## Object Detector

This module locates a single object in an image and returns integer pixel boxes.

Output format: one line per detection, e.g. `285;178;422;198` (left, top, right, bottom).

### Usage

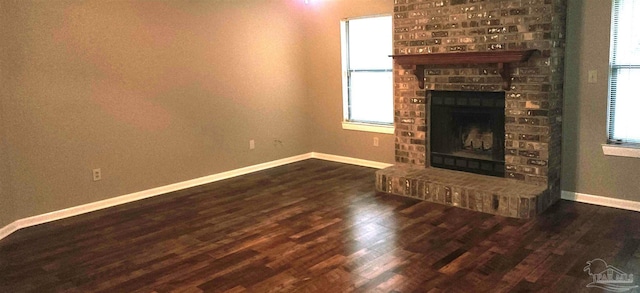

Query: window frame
603;0;640;158
340;14;394;134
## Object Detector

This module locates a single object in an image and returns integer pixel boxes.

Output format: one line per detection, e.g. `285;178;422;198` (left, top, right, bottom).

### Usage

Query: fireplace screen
430;91;505;177
460;119;493;158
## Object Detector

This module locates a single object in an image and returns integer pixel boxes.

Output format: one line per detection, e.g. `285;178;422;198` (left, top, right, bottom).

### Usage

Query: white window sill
602;144;640;158
341;121;394;134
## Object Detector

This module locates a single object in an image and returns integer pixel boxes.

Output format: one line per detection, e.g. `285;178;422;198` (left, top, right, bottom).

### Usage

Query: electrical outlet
249;139;255;150
92;168;102;181
373;137;379;147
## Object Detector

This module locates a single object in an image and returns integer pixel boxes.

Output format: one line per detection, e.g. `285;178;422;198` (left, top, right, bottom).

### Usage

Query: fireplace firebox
430;91;505;177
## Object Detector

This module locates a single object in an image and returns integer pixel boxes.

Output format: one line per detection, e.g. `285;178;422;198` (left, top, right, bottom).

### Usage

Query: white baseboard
0;222;20;242
561;191;640;212
0;152;392;241
0;153;312;241
5;155;637;242
310;152;393;169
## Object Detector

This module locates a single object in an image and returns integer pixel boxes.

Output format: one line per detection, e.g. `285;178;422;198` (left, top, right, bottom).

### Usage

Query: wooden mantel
391;49;538;90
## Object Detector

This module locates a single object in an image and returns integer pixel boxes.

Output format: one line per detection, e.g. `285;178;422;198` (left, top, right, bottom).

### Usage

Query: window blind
609;0;640;144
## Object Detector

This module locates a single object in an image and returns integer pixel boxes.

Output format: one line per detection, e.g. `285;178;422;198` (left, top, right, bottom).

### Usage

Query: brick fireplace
375;0;566;218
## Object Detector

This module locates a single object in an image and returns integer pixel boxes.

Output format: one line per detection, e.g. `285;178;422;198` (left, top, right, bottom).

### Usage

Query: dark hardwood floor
1;159;640;292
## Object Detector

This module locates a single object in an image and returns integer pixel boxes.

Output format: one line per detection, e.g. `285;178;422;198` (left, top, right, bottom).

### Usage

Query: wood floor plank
2;159;640;292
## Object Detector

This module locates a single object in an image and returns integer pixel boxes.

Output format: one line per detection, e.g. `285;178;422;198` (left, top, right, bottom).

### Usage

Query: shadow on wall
561;0;583;191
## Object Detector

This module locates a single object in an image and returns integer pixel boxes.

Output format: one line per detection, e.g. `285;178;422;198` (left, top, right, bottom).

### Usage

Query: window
341;15;393;132
608;0;640;145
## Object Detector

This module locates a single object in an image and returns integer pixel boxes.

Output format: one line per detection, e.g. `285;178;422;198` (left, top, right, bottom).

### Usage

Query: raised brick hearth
375;0;566;218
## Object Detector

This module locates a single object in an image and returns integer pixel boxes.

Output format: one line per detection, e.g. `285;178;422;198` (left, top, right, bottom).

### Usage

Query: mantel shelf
391;49;538;90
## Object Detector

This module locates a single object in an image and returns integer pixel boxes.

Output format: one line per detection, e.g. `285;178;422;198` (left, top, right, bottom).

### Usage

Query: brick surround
375;0;566;218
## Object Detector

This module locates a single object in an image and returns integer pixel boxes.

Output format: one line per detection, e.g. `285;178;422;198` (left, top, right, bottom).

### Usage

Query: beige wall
1;3;14;227
0;97;12;227
304;0;395;164
1;0;310;225
0;155;10;228
562;0;640;200
0;102;11;226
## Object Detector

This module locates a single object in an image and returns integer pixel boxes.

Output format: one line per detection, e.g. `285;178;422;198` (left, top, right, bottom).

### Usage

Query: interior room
2;0;640;291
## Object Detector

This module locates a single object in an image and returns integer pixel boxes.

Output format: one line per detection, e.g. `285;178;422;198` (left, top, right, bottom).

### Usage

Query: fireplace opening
430;91;505;177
